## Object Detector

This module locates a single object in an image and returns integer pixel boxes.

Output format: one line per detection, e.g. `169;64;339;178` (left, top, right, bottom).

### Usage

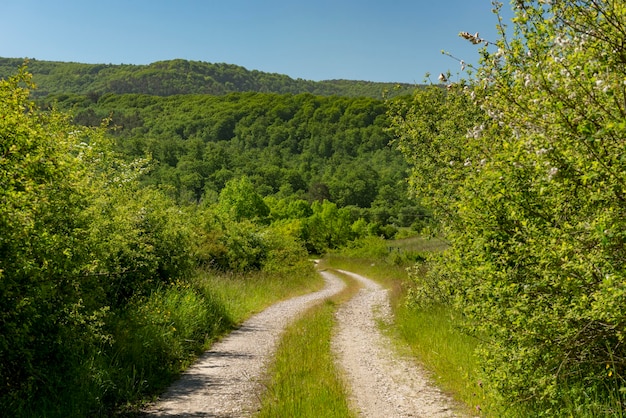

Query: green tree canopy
218;176;270;222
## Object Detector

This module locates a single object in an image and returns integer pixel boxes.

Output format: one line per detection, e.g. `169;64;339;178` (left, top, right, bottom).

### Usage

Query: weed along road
146;270;344;416
147;268;460;417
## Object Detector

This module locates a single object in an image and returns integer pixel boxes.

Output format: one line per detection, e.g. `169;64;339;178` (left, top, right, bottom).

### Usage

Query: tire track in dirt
332;269;460;417
146;270;344;417
147;267;463;417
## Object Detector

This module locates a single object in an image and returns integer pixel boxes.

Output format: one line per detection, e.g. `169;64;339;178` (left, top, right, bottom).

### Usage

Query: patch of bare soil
332;269;462;417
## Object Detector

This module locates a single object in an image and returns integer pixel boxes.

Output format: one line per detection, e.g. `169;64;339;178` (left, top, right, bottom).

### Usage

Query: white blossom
554;36;569;47
467;124;485;139
524;74;533;87
547;166;558;180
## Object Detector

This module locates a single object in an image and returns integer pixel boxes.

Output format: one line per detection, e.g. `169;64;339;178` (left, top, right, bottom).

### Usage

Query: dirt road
333;269;458;417
147;268;461;417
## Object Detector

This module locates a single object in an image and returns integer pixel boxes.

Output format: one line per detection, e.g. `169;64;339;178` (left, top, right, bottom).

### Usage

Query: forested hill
0;57;416;98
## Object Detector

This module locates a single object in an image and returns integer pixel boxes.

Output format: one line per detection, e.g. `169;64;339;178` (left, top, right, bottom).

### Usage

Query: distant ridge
0;57;417;98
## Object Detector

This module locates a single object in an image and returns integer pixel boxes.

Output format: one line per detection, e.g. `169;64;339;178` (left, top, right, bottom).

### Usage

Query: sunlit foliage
391;1;626;414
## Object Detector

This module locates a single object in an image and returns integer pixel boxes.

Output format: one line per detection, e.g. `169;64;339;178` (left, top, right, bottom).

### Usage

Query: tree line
0;57;416;98
42;90;427;237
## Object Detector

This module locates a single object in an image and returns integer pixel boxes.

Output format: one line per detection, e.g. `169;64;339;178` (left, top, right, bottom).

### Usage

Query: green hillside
41;91;424;240
0;66;422;416
0;57;416;98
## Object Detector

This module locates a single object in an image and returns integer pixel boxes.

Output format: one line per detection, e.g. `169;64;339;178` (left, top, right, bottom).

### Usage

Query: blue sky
1;1;513;84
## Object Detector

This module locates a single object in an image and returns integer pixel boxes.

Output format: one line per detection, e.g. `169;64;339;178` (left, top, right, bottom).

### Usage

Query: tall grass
392;303;491;415
106;281;234;410
257;270;359;418
198;262;324;324
13;262;322;417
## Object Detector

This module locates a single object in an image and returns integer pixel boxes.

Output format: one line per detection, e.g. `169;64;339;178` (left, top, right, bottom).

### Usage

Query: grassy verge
256;269;359;418
195;262;325;324
392;303;489;415
18;261;323;418
323;236;492;416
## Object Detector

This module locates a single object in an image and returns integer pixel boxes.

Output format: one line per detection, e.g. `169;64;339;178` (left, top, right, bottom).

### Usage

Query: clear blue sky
1;0;513;84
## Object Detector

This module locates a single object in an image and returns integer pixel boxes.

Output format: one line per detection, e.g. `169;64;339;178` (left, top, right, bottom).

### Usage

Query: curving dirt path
146;270;345;417
146;267;461;417
332;269;460;417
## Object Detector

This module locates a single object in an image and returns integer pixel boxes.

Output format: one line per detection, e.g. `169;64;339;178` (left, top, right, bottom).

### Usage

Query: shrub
0;68;104;411
0;68;198;414
390;2;626;412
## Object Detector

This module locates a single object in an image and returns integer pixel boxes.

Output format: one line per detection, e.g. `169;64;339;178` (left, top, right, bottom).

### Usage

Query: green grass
256;269;359;418
322;250;488;416
12;262;324;418
196;262;324;324
390;234;450;252
392;303;490;415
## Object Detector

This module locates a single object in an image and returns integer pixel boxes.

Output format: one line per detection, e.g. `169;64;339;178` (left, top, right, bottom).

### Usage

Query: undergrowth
10;262;321;417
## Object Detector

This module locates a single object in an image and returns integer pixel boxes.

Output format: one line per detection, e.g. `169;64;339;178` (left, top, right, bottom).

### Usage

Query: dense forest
0;57;416;98
40;91;422;237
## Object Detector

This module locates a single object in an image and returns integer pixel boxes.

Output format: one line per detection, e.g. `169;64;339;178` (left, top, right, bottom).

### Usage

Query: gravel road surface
332;269;460;417
147;267;462;417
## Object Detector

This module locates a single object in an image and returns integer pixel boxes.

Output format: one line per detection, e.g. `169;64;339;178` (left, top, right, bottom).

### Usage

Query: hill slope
0;57;417;98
